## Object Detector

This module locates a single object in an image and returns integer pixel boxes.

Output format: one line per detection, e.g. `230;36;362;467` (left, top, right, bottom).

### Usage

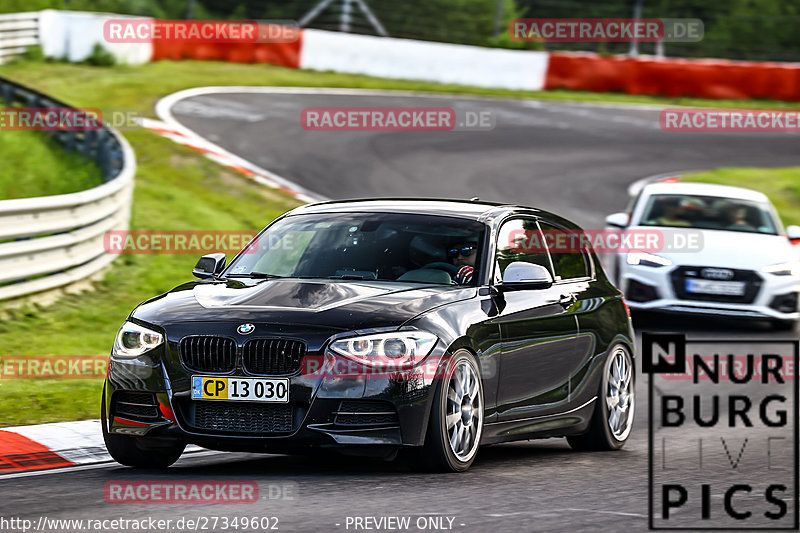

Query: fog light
626;280;660;303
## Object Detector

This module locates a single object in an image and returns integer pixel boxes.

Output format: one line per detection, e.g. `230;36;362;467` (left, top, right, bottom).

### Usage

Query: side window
494;218;553;283
538;221;590;280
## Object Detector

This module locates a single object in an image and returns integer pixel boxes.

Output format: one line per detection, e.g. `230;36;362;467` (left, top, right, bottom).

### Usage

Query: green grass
684;168;800;227
0;59;798;426
0;129;104;199
0;380;102;428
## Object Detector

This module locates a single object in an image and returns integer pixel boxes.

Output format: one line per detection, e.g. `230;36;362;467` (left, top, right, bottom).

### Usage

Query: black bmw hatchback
103;199;635;472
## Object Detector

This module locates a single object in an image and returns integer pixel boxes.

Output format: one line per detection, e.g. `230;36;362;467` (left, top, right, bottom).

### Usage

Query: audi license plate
192;376;289;403
685;279;746;296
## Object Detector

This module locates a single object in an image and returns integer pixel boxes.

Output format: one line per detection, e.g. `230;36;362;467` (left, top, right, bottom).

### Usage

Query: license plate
192;376;289;403
685;279;746;296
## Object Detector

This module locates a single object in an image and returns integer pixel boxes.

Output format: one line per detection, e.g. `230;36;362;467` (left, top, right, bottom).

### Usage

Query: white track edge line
154;89;327;203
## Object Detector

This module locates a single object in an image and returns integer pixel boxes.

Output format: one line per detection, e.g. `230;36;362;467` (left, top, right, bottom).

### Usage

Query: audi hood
639;228;800;269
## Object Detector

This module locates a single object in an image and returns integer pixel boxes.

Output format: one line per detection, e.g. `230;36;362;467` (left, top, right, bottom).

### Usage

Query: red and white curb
141;115;322;205
0;420;108;472
0;420;208;474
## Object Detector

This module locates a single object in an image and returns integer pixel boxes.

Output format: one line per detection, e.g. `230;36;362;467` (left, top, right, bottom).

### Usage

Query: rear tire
419;350;484;472
568;345;634;451
102;385;185;468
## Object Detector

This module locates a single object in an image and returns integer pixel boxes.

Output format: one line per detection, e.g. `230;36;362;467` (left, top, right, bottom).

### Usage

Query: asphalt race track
4;91;800;532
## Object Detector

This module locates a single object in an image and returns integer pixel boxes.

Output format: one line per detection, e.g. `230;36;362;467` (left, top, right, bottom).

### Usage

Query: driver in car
448;242;477;284
724;204;757;232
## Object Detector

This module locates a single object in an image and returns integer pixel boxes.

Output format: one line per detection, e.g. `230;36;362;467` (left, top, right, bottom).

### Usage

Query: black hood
131;278;476;331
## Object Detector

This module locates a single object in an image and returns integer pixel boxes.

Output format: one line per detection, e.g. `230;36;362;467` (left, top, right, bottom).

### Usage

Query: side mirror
499;262;553;291
605;212;629;228
786;225;800;245
193;253;226;279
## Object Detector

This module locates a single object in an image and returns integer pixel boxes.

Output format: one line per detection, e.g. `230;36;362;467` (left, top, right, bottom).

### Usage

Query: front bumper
104;351;438;453
620;263;800;321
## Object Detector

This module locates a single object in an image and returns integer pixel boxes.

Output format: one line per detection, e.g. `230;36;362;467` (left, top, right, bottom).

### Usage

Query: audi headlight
329;331;438;368
627;252;673;267
762;262;800;277
113;321;164;358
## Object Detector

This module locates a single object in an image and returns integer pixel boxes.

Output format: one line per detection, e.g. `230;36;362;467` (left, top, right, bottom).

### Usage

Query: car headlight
762;262;800;277
113;321;164;358
329;331;438;368
627;252;673;267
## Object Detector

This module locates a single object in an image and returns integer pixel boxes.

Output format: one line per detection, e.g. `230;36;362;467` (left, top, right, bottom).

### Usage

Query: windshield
224;212;486;285
639;194;778;235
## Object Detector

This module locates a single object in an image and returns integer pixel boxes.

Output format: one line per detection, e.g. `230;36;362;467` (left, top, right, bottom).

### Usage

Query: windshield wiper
226;272;283;279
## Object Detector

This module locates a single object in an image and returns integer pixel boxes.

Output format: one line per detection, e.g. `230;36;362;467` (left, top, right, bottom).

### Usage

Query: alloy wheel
605;347;635;441
445;359;483;461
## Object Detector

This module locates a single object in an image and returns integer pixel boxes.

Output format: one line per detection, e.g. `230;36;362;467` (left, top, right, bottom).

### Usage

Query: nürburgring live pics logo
644;333;799;530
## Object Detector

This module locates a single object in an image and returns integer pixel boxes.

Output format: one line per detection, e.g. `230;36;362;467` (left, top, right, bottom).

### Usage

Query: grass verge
0;129;104;199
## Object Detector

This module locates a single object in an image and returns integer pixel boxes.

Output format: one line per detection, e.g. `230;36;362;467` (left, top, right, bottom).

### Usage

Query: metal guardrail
0;76;135;301
0;11;38;64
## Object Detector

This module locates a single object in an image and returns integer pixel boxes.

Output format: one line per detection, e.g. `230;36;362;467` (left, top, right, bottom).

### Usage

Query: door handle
559;294;576;308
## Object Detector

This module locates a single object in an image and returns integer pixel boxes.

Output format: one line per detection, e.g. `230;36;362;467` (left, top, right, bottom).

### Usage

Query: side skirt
479;396;597;444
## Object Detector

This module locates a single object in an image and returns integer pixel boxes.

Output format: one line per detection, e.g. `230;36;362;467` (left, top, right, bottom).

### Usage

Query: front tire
420;350;484;472
568;345;634;451
102;385;185;468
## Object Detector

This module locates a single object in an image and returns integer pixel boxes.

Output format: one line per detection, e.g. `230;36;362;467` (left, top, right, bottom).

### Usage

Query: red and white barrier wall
35;10;800;100
545;52;800;102
299;30;550;90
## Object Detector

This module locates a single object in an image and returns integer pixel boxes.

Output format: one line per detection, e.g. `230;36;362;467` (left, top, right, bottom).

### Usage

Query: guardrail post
1;82;12;106
99;138;114;179
26;91;38;109
77;128;94;156
63;129;76;150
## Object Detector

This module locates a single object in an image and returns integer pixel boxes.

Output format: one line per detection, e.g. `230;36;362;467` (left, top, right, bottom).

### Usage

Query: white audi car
604;182;800;329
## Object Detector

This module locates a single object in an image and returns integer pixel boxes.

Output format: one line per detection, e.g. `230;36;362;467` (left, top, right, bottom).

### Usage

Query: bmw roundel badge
237;323;255;335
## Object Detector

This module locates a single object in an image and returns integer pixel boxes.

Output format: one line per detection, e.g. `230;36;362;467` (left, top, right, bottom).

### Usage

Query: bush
23;44;45;62
85;43;116;67
487;31;545;51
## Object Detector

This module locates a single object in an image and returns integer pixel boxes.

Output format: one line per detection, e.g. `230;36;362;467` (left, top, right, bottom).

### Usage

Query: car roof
288;198;544;222
641;181;769;202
